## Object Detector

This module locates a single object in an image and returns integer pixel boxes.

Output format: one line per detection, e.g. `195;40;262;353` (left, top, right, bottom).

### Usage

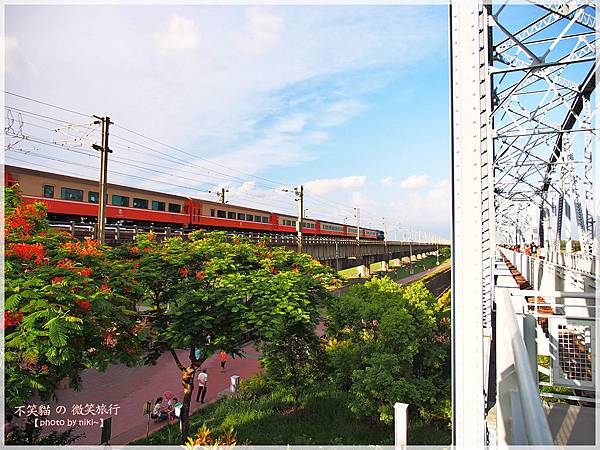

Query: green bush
326;278;451;428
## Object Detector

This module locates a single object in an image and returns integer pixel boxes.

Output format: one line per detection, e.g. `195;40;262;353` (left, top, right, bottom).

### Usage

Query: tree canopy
325;277;451;426
4;187;147;410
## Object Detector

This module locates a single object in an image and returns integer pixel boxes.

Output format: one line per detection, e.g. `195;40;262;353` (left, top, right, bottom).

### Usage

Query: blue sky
4;4;450;238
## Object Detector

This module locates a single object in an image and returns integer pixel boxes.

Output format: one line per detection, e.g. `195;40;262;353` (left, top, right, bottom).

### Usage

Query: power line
113;123;288;188
4;91;91;118
4;96;385;227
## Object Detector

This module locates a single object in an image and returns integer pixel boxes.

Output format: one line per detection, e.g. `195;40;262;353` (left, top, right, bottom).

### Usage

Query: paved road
395;260;451;286
32;345;262;445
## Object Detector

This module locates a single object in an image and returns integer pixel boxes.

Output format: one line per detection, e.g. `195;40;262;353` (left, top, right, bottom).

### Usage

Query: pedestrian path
39;344;262;445
395;260;451;286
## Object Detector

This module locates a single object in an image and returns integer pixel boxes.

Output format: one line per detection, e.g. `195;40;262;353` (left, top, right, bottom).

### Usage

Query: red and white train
5;165;384;240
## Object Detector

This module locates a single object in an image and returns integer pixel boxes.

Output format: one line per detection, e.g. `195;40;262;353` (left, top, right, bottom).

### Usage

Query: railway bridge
51;221;445;274
451;0;597;447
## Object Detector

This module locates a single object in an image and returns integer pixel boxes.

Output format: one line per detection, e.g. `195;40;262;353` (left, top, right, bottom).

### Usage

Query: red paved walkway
34;344;262;445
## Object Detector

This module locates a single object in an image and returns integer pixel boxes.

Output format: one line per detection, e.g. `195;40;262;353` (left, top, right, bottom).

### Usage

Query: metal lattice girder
450;1;493;446
489;0;597;254
451;0;597;446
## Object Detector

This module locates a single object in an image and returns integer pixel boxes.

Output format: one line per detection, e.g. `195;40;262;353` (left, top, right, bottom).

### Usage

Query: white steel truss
451;0;597;446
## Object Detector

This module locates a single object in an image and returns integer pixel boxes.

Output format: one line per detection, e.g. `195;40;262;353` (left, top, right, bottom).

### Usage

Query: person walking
219;351;227;372
195;368;208;403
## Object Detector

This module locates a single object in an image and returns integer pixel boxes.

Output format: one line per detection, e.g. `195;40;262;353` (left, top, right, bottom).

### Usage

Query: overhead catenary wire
4;95;386;229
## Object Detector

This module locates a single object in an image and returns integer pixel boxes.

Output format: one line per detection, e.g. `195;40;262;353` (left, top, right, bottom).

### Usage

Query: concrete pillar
358;265;370;278
394;403;409;448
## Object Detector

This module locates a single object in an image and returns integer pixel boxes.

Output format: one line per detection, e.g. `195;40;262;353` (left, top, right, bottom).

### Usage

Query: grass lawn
130;383;450;446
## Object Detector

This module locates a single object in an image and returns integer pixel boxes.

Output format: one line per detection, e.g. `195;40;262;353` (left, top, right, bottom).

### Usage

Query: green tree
131;231;336;441
325;277;450;427
4;188;147;410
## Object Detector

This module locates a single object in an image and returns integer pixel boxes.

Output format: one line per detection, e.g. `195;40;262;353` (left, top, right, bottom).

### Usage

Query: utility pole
295;185;304;253
92;116;112;245
383;217;389;272
408;226;414;274
218;188;229;204
355;207;361;242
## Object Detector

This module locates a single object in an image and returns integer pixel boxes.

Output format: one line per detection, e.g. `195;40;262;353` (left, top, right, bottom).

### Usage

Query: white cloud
305;175;366;195
316;99;365;127
272;114;307;133
380;177;393;186
156;15;199;55
399;174;429;190
307;131;329;143
3;35;37;76
239;8;284;55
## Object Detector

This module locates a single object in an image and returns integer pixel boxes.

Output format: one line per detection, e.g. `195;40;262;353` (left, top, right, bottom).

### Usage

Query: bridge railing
495;287;554;445
544;251;596;276
48;221;442;247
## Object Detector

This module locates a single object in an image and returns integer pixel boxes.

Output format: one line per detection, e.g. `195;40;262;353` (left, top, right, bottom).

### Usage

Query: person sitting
150;397;168;422
167;397;181;422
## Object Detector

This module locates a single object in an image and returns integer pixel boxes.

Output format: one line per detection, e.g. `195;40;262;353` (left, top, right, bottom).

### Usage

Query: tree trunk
179;366;195;442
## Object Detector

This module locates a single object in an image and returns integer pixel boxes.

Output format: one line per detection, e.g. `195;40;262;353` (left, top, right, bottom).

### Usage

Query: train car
4;165;383;239
187;198;275;233
5;165;189;227
318;221;346;238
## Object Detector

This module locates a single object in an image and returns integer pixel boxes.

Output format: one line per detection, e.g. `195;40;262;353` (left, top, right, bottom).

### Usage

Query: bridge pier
357;265;370;278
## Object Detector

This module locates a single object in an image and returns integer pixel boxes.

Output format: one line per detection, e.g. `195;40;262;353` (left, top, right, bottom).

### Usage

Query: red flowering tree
3;187;148;410
127;230;338;441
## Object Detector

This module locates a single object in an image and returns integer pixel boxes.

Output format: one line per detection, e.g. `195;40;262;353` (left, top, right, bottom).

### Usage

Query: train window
237;213;245;220
262;216;269;223
152;201;165;211
168;203;181;213
43;185;54;198
88;191;99;203
217;210;226;218
133;198;148;209
254;216;262;223
246;214;253;221
61;187;83;201
210;209;215;217
112;195;129;207
228;211;236;219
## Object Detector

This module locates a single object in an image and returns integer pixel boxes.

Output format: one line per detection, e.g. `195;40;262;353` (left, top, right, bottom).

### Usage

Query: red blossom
4;310;23;329
100;283;111;293
7;242;45;264
60;240;103;257
195;271;205;280
133;263;139;269
179;267;190;277
75;300;91;311
78;268;93;277
51;277;64;284
40;365;49;372
131;246;140;254
56;259;75;269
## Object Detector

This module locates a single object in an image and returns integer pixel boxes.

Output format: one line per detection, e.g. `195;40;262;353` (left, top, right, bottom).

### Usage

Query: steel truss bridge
451;0;597;446
51;221;445;273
